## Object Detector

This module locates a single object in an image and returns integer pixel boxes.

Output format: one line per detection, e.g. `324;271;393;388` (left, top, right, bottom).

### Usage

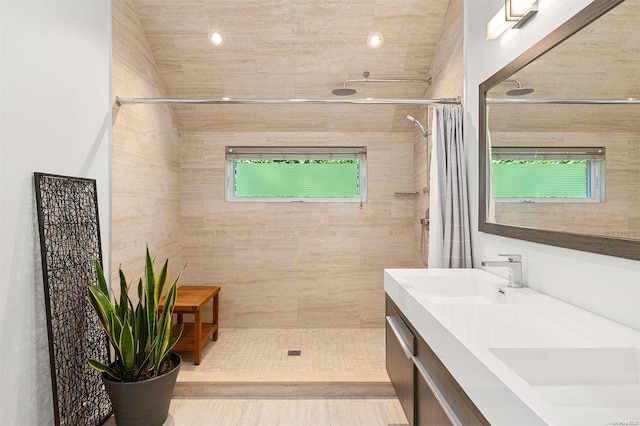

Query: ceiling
130;0;451;133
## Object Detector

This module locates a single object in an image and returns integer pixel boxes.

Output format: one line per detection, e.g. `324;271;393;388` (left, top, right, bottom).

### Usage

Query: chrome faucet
481;254;523;288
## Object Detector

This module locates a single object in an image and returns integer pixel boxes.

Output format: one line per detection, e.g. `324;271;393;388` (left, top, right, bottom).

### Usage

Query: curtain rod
486;98;639;105
115;96;461;106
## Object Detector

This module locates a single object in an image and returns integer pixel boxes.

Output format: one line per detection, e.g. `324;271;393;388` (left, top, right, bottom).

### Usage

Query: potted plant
87;247;183;426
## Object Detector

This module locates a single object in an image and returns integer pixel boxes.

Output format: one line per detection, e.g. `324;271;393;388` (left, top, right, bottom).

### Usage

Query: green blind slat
492;161;588;198
235;161;360;198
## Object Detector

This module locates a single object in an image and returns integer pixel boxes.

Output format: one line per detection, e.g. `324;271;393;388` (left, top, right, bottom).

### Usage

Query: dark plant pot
102;353;181;426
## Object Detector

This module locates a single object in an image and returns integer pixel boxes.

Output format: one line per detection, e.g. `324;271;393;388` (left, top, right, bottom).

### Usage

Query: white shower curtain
486;122;496;223
427;105;472;268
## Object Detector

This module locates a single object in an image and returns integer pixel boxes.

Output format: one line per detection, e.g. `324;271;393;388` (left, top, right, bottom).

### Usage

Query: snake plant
87;247;183;382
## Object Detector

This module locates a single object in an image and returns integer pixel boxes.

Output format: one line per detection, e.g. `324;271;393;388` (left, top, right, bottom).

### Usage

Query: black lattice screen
34;173;112;426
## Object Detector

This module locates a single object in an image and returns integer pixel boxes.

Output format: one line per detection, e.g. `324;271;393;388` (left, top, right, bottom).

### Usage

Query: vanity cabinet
386;296;490;426
385;298;416;425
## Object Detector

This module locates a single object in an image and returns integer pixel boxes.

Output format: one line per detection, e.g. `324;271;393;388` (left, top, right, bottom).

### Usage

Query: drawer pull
413;356;463;426
385;315;414;359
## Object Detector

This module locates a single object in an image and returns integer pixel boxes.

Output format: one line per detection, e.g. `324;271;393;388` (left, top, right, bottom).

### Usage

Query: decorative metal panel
34;173;111;426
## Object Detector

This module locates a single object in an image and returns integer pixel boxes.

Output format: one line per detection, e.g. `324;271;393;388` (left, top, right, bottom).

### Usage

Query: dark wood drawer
386;295;490;426
386;298;416;425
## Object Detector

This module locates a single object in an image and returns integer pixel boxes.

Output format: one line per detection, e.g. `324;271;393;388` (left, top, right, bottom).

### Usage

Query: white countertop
384;268;640;426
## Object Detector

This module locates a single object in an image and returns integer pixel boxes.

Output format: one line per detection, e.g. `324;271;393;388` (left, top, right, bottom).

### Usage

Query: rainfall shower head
331;71;432;97
332;86;358;96
404;114;427;137
505;79;534;96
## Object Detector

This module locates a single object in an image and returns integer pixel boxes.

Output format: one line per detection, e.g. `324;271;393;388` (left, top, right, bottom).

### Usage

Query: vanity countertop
384;268;640;426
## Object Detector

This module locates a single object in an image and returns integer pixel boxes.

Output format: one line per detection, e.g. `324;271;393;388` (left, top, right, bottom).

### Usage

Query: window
490;147;605;202
225;146;367;202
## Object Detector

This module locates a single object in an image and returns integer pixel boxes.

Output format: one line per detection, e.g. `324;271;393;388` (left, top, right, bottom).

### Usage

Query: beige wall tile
180;131;414;328
112;0;182;282
112;0;465;327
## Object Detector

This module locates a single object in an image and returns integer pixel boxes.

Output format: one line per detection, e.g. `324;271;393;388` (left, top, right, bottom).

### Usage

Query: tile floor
104;328;410;425
179;328;386;373
158;397;408;425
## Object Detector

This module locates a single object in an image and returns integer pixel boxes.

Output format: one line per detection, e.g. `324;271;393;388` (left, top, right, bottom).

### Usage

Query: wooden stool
159;285;220;365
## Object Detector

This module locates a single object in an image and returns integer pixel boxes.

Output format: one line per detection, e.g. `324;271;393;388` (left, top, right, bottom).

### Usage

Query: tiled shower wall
112;0;416;327
179;132;416;328
111;0;182;280
111;0;464;328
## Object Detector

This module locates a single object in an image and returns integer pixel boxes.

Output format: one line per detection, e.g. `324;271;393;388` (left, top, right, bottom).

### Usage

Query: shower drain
287;350;301;356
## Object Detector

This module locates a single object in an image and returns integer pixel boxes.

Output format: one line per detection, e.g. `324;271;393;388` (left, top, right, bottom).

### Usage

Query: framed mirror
479;0;640;261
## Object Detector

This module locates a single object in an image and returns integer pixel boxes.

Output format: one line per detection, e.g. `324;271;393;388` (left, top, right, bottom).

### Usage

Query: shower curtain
427;105;472;268
486;116;496;223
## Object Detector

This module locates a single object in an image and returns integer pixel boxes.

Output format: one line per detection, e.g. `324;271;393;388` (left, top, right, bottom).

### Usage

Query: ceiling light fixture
367;32;384;49
209;30;224;46
486;0;538;40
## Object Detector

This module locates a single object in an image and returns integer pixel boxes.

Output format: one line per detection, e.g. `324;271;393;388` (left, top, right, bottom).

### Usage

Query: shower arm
338;76;433;90
503;79;523;87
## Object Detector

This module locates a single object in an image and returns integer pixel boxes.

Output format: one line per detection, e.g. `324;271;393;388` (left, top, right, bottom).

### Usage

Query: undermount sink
399;271;508;304
490;347;640;425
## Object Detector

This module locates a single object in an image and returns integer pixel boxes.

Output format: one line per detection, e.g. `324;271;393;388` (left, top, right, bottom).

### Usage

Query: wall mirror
479;0;640;261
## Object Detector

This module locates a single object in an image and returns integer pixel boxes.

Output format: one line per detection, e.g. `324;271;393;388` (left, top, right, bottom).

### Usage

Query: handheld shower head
404;114;427;137
505;79;534;96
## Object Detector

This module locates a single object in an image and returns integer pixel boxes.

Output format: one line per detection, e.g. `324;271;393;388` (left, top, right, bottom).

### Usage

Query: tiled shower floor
104;328;408;425
178;328;387;373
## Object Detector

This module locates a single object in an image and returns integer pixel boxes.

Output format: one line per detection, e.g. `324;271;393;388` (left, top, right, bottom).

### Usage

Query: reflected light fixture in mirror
506;0;539;24
487;0;538;40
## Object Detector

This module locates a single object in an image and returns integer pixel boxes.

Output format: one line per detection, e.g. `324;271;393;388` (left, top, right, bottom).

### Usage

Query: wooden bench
159;285;220;365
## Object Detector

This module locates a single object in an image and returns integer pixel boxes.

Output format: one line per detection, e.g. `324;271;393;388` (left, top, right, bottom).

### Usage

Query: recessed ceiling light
209;30;224;46
367;32;383;49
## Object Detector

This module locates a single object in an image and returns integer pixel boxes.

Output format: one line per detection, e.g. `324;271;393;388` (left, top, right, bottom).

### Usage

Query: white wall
464;0;640;330
0;1;111;424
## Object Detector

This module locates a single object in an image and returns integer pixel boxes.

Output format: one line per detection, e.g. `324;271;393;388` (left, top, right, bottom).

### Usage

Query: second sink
489;346;640;425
